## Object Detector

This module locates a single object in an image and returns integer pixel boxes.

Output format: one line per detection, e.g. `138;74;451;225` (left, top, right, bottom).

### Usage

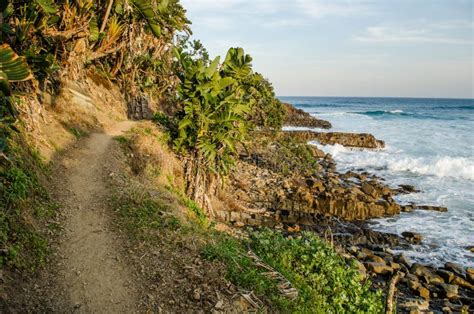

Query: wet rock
402;231;423;244
416;205;448;212
411;264;444;284
452;275;474;290
444;262;464;277
396;253;413;268
398;184;419;193
364;262;393;275
401;205;414;212
437;283;458;299
466;268;474;284
436;269;455;283
465;245;474;253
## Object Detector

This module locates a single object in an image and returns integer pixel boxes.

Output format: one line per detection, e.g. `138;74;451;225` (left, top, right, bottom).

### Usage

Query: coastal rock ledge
282;130;385;149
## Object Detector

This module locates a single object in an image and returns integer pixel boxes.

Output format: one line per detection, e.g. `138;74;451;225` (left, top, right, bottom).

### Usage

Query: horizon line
277;95;474;100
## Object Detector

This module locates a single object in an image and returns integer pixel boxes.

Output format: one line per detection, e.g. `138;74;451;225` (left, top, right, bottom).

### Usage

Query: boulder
436;269;455;283
396;253;413;268
466;268;474;284
452;275;474;290
361;182;377;197
398;184;419;193
402;231;423;244
353;260;367;280
364;262;393;275
366;253;386;264
437;283;458;299
444;262;464;277
411;264;444;284
412;283;430;300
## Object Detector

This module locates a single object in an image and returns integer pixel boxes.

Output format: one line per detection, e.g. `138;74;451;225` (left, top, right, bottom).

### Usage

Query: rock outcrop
282;130;385;149
283;103;332;129
219;134;399;222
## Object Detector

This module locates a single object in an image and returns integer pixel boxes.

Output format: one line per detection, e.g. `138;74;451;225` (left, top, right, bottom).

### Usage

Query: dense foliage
0;43;32;156
204;229;384;313
171;46;285;213
174;47;253;174
251;230;384;313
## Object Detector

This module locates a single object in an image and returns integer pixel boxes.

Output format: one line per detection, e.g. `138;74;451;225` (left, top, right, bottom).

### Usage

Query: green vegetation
202;236;281;301
204;229;384;313
171;46;286;212
0;138;57;270
0;43;33;154
113;188;181;240
1;1;384;312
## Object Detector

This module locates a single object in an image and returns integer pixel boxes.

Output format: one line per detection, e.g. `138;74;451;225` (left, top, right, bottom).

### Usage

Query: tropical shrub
250;230;384;313
173;47;252;213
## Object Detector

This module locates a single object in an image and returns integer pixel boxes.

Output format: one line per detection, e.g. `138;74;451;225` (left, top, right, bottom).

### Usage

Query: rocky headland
283;103;332;129
216;104;473;313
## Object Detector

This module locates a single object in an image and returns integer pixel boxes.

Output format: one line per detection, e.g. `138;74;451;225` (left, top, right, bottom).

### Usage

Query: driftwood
247;250;298;300
385;271;404;314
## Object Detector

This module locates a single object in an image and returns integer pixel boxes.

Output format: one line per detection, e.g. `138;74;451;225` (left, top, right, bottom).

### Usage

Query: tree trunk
185;152;218;217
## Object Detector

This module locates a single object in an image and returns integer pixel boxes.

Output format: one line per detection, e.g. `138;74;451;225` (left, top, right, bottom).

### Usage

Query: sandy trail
53;121;138;313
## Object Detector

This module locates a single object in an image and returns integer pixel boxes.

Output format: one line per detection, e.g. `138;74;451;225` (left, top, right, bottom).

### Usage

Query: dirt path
52;121;138;313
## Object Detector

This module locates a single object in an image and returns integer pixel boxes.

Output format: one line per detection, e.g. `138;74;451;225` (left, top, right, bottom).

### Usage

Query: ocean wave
387;156;474;181
317;144;474;181
354;110;411;117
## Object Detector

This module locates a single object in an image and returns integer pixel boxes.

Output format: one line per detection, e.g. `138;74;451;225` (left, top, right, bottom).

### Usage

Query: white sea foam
281;97;474;267
317;144;474;181
387;156;474;181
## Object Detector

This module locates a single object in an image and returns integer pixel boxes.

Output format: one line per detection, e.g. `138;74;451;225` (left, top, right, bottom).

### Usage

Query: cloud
263;18;307;28
296;0;373;18
354;22;473;45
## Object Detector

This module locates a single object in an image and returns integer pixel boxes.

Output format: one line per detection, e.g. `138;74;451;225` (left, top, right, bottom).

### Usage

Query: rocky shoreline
217;104;473;312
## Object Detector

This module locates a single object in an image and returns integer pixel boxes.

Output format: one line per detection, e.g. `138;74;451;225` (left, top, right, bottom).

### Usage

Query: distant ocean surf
280;96;474;268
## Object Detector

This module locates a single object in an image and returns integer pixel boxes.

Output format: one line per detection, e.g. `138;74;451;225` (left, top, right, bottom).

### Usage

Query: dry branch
385;271;404;314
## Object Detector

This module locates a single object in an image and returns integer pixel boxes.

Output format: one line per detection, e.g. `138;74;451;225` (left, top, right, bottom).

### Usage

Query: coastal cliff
0;1;471;312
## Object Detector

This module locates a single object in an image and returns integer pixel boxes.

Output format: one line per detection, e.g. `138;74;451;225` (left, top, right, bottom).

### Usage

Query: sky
180;0;474;98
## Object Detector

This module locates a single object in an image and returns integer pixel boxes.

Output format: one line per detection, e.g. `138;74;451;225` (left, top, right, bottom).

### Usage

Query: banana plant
175;47;254;179
131;0;163;37
0;43;33;154
222;47;253;81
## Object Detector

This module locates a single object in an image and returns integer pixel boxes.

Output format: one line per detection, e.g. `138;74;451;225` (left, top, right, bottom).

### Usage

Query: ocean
280;96;474;268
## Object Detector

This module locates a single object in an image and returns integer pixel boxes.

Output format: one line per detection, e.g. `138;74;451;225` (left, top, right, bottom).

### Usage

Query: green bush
250;230;384;313
203;229;384;313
